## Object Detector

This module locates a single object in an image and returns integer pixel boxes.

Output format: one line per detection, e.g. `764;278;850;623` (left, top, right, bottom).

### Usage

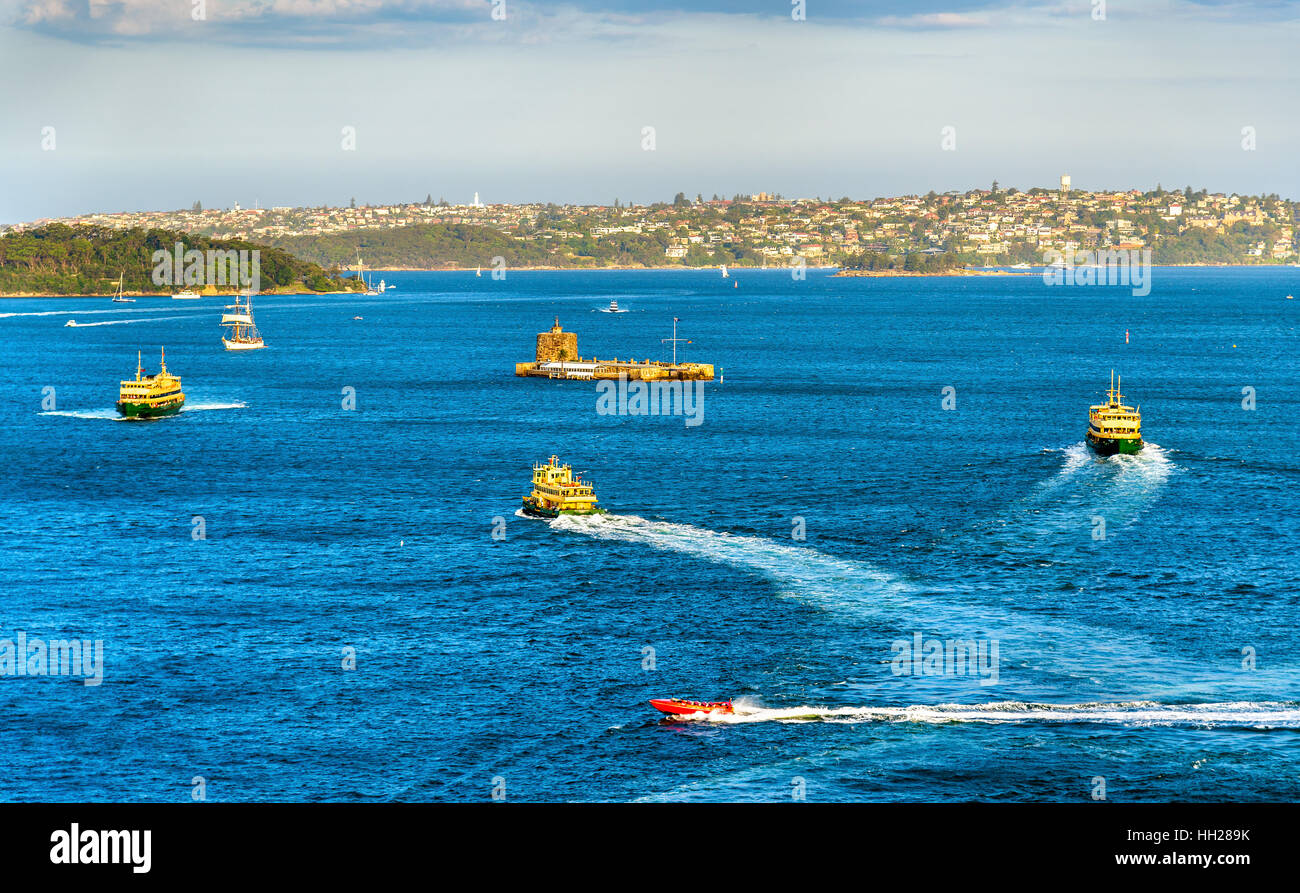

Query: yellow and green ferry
1086;371;1142;456
117;348;185;419
522;455;603;518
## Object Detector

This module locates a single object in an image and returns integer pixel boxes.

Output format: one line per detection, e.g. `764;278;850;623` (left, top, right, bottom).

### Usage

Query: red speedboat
649;698;734;717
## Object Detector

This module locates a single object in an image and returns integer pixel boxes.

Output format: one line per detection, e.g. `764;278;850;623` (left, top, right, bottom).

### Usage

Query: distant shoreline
833;268;1023;278
357;262;1298;274
0;288;361;299
3;262;1294;296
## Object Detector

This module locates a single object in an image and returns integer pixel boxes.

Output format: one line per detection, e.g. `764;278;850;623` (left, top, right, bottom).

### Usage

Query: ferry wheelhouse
522;455;602;518
1086;371;1143;455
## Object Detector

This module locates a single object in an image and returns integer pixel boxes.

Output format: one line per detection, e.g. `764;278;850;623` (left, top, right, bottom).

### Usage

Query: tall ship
1086;371;1143;455
116;348;185;419
522;456;603;518
221;292;266;350
355;258;385;296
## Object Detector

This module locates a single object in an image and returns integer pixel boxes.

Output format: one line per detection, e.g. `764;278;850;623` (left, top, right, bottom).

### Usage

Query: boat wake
677;698;1300;729
61;315;204;327
40;401;245;420
39;409;123;421
181;402;246;412
974;441;1174;551
546;511;1300;691
548;513;1152;678
550;512;910;612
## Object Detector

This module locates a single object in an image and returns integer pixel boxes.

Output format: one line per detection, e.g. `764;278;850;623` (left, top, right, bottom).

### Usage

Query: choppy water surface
1;268;1297;802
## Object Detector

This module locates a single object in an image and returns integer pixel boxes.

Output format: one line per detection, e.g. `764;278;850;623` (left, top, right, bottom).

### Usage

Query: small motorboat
650;698;734;717
352;315;364;321
64;320;78;327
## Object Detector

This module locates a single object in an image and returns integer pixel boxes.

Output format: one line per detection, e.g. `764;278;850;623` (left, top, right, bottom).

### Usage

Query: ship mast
137;350;142;381
661;317;688;365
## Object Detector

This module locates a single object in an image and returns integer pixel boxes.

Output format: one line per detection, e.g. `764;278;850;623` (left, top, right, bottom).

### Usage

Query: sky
1;0;1297;221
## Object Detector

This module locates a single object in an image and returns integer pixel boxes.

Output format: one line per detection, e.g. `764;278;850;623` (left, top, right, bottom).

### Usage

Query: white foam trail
549;514;1093;654
0;310;80;318
40;401;245;420
39;409;122;421
0;307;188;319
545;512;1291;689
1029;442;1091;499
63;315;204;327
977;442;1174;549
673;699;1300;729
181;402;246;412
551;512;908;612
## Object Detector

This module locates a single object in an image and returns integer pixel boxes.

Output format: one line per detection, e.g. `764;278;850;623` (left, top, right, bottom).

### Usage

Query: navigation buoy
1125;329;1129;344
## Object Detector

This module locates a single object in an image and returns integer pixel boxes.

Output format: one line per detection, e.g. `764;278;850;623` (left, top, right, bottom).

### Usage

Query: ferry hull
116;397;184;419
521;498;604;519
1086;430;1143;456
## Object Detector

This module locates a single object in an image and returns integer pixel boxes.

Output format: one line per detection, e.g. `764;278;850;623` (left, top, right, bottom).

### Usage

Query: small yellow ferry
522;456;603;518
1086;371;1143;455
117;348;185;419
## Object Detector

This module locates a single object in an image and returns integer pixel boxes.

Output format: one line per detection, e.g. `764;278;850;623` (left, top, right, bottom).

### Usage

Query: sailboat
220;291;266;350
110;272;134;303
720;264;729;278
356;257;381;296
476;266;482;277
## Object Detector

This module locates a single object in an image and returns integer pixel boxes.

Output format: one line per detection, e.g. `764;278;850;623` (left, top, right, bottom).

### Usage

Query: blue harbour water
1;267;1297;802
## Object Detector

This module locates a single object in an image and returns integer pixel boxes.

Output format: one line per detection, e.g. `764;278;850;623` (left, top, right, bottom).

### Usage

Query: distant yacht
601;300;627;313
172;289;201;300
721;264;729;278
110;272;134;302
